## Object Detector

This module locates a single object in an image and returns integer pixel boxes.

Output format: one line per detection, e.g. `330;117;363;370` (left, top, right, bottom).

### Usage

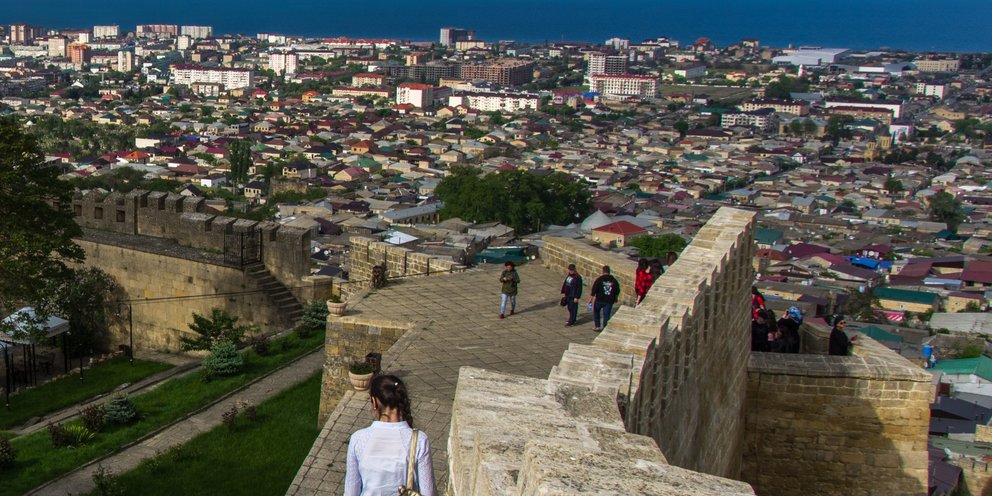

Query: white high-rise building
587;52;628;77
589;74;657;98
604;37;629;50
177;35;193;51
170;64;255;90
180;25;213;39
93;25;120;39
268;51;299;76
439;27;475;47
48;37;67;57
117;50;136;72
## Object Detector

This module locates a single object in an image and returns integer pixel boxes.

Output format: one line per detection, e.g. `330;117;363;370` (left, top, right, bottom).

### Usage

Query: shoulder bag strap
406;430;419;489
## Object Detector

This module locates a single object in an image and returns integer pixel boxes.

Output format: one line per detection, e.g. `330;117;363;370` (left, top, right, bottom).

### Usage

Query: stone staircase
244;262;304;326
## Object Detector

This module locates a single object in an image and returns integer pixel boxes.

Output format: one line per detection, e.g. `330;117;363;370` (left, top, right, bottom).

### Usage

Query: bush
104;394;139;425
248;333;270;355
203;341;244;379
92;464;123;496
299;300;329;338
349;362;373;375
49;423;94;447
48;423;69;448
0;436;16;468
221;405;239;432
79;404;106;432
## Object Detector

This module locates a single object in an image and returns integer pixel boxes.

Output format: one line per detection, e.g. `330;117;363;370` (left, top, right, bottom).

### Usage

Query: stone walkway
29;350;325;496
289;263;602;495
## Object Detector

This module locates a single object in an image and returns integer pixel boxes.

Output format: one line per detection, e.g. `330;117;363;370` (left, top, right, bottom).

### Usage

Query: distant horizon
2;0;990;52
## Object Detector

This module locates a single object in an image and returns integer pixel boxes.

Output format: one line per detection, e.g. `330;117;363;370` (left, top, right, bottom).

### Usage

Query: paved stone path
12;352;199;436
289;263;602;495
29;350;325;496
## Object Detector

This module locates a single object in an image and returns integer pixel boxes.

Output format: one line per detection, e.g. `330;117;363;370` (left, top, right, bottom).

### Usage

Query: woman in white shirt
345;374;435;496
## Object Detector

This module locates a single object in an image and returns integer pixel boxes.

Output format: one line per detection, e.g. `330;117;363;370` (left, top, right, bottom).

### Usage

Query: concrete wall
72;189;312;300
540;236;638;307
448;207;758;494
77;239;291;352
348;236;465;291
742;337;933;496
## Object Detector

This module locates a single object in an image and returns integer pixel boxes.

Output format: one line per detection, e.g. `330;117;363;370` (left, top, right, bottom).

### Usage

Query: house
873;287;940;313
590;221;648;247
200;174;228;188
283;161;317;179
244;180;267;200
334;167;369;182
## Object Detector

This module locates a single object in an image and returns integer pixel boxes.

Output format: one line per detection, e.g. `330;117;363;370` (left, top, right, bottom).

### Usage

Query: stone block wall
72;189;312;301
77;239;293;352
448;207;758;494
318;313;412;423
540;236;638;307
348;236;465;291
742;337;933;496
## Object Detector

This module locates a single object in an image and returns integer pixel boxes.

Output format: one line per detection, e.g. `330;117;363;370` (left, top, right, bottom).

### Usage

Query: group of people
499;253;678;332
750;287;803;354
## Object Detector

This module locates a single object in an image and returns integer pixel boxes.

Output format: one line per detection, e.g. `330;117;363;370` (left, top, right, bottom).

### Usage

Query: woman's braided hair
370;374;414;428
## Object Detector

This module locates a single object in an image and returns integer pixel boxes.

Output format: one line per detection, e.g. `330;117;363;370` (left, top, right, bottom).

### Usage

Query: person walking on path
498;261;520;319
634;258;653;305
828;315;856;356
589;265;620;331
561;263;583;327
345;374;436;496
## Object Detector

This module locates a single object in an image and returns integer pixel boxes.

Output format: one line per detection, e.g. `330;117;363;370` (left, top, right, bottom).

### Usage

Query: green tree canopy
180;308;254;351
228;139;252;185
884;177;904;194
764;76;810;99
629;234;688;258
0;119;84;318
434;166;592;234
929;190;966;232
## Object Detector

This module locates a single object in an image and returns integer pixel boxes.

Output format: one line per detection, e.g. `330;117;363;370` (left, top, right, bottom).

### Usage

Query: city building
460;59;534;86
190;82;223;97
604;37;630;50
741;98;810;116
9;24;39;45
170;64;255;90
674;63;706;80
439;27;475;47
269;51;299;76
721;108;778;131
47;37;67;58
828;106;894;125
448;90;539;112
180;25;213;39
915;82;947;99
589;74;658;98
824;97;904;119
914;58;960;72
772;47;850;66
396;83;434;108
68;42;91;66
352;73;386;87
587;52;628;77
117;50;136;72
136;24;178;39
92;25;120;39
177;35;193;51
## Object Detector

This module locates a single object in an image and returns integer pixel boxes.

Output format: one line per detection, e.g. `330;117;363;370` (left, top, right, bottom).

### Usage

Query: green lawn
0;330;324;495
98;371;323;496
0;357;173;431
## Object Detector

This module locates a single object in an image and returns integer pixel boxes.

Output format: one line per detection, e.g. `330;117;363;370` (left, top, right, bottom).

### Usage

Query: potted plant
348;361;374;391
327;293;347;317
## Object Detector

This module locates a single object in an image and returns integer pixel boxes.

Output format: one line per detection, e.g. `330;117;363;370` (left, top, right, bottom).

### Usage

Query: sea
2;0;990;52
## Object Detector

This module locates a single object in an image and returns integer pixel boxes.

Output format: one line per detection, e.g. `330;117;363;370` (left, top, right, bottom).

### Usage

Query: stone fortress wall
71;189;326;352
447;207;758;494
348;236;466;291
743;337;933;495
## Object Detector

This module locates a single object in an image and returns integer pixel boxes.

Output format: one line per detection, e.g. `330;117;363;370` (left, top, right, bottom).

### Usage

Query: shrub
248;333;270;355
0;436;16;468
221;405;239;432
79;404;106;432
104;394;139;425
349;362;373;375
63;424;96;446
299;300;329;338
203;340;244;379
181;308;253;351
92;465;123;496
48;423;69;448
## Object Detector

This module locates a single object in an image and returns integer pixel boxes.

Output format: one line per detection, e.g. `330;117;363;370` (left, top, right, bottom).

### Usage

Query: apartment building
117;50;136;72
460;59;534;86
721;108;778;131
181;25;213;39
448;91;539;112
136;24;178;39
439;27;475;47
914;58;960;72
828;106;894;125
269;51;299;75
589;74;657;98
396;83;434;108
741;98;810;116
587;52;628;77
914;82;947;99
674;63;706;80
48;37;67;57
93;25;119;39
68;42;91;65
170;64;255;90
824;97;904;119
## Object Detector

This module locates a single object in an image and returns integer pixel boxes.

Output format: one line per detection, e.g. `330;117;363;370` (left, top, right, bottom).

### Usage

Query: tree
0;119;84;320
180;308;253;351
884;177;904;194
929;191;966;232
674;120;689;138
227;139;251;185
788;120;804;136
802;118;818;136
825;116;853;142
629;234;688;258
434;166;592;234
41;268;125;355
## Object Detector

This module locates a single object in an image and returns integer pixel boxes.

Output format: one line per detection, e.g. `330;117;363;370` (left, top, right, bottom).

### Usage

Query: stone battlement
448;207;757;493
348;236;466;290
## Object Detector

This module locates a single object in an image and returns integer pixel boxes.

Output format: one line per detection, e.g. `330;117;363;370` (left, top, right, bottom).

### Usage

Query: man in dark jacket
589;265;620;331
499;261;520;319
561;263;583;327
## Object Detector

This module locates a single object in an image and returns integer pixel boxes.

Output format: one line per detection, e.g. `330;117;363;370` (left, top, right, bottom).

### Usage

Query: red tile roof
592;220;647;236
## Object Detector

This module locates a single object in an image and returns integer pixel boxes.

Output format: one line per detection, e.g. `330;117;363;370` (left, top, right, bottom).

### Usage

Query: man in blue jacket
561;263;583;327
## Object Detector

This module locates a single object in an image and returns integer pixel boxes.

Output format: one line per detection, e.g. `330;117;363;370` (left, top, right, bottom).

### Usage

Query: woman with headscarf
828;314;857;356
776;306;803;354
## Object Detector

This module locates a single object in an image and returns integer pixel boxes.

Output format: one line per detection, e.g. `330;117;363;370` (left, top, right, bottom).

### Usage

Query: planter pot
348;371;374;391
327;300;348;317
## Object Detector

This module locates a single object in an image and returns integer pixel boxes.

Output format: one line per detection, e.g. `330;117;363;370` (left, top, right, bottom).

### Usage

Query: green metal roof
755;228;783;245
931;356;992;382
873;287;939;305
857;325;904;343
